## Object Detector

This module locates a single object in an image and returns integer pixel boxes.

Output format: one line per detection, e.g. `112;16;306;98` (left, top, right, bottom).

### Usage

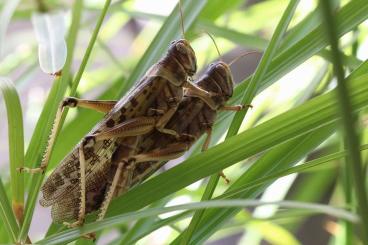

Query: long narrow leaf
37;200;358;244
319;0;368;242
0;77;24;222
0;177;19;242
184;1;300;243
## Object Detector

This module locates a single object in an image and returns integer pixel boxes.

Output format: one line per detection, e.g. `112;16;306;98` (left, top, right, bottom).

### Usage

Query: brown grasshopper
46;59;248;227
21;37;219;227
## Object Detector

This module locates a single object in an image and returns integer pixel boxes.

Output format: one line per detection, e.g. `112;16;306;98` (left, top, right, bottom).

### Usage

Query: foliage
0;0;367;244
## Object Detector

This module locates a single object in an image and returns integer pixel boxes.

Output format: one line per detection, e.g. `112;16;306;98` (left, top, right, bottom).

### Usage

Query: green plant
1;0;367;244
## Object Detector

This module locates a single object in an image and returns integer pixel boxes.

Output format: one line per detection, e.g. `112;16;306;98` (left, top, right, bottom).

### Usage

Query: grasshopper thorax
197;61;234;109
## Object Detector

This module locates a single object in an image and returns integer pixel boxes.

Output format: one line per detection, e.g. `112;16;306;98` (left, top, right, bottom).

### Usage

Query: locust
47;59;249;228
127;60;250;185
20;20;219;227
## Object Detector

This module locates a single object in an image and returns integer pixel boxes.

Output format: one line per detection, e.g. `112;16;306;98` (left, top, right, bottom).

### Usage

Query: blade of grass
19;0;83;242
219;144;368;200
0;177;19;242
103;72;368;219
319;0;368;243
119;211;192;245
183;1;300;243
0;77;24;223
37;199;358;244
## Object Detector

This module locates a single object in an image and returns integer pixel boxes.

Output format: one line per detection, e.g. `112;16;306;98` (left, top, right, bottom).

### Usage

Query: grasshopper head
198;61;234;108
168;39;197;76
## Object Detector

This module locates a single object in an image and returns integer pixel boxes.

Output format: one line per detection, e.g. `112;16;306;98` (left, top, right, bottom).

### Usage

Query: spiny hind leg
18;97;117;174
96;161;125;221
63;144;87;228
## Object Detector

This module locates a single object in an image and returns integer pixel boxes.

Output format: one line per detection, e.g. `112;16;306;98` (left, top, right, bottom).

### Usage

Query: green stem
319;0;368;243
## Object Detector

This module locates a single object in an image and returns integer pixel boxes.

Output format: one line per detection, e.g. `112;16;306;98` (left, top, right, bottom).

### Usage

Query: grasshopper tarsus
62;97;78;108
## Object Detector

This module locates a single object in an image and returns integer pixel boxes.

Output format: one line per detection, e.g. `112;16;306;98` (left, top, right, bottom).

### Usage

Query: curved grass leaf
0;77;24;220
0;176;19;242
319;0;368;242
37;199;358;244
219;144;368;200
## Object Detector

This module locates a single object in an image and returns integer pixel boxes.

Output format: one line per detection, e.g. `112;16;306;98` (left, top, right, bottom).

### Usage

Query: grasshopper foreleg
220;104;253;111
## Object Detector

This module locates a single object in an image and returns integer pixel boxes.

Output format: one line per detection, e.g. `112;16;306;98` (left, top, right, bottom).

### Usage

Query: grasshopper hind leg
18;97;117;174
63;143;88;228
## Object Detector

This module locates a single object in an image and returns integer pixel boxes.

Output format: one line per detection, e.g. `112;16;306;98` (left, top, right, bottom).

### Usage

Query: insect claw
242;104;253;109
62;97;78;108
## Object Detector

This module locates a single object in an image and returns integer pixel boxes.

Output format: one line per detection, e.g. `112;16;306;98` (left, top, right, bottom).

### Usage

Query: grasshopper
21;12;219;227
47;59;249;227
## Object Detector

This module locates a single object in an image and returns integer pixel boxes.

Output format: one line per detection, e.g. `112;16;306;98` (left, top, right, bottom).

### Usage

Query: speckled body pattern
40;39;198;223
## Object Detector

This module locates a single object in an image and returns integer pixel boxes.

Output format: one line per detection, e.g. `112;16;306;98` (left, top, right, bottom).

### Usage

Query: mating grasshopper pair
20;1;248;230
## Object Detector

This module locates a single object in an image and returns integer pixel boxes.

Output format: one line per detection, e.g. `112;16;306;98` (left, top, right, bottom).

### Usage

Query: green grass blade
119;0;207;96
120;211;192;245
183;1;300;243
227;0;299;136
103;73;368;219
37;200;358;244
0;77;24;221
68;0;111;96
319;0;368;242
219;144;368;200
19;0;83;241
0;175;19;242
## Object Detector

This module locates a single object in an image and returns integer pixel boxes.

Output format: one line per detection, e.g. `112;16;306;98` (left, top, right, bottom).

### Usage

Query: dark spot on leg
106;119;115;128
143;89;148;95
120;107;126;113
131;97;138;107
119;115;126;123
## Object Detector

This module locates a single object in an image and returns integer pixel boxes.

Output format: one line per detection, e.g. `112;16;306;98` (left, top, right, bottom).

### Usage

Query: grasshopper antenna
229;51;259;66
204;31;223;61
179;0;185;39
